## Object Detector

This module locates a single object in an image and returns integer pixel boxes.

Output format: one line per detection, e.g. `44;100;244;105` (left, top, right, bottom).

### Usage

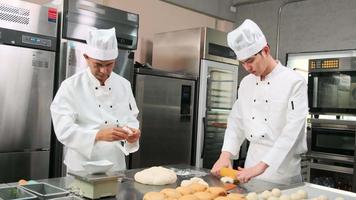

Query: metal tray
50;195;84;200
281;182;356;200
0;186;37;200
19;182;69;200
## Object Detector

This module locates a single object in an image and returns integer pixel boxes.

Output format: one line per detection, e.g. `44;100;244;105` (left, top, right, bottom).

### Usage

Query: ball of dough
181;180;192;187
280;194;291;200
296;190;307;199
267;197;279;200
317;195;328;200
215;197;229;200
143;191;165;200
179;194;199;200
207;187;226;197
246;192;258;200
261;190;272;199
134;166;177;185
189;183;208;192
220;176;234;184
176;186;195;195
227;193;246;200
290;193;301;200
334;197;344;200
193;191;215;200
271;188;281;197
160;188;182;199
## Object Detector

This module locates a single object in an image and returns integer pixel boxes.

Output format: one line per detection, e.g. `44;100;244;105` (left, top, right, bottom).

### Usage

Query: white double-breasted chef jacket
222;62;308;184
51;68;139;172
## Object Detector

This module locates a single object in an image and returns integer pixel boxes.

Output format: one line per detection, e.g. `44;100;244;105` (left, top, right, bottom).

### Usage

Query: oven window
309;71;356;113
312;128;355;156
310;168;353;191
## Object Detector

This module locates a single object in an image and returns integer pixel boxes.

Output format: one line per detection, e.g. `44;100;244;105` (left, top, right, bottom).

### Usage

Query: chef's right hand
210;151;233;176
95;127;129;142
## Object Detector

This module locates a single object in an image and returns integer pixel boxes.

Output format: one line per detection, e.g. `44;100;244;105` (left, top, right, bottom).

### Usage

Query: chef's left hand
237;162;268;183
126;128;141;143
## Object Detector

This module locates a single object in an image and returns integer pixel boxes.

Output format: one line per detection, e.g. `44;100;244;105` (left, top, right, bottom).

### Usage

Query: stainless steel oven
308;57;356;115
306;119;356;192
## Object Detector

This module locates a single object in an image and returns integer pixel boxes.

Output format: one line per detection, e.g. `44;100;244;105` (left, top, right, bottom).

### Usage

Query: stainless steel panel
0;151;50;183
152;27;239;76
0;0;57;37
0;44;54;152
131;74;195;168
310;163;353;174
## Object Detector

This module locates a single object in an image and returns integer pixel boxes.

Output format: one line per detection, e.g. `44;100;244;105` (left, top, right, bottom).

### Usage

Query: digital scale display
309;58;339;69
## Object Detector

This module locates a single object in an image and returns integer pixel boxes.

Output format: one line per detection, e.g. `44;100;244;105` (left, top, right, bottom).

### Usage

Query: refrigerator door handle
201;117;206;159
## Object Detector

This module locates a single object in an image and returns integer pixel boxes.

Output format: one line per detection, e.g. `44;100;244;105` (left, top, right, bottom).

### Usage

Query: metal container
19;183;69;200
0;186;36;200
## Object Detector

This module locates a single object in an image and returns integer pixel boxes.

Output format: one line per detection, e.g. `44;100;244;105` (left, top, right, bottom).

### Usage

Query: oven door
311;126;355;156
308;71;356;114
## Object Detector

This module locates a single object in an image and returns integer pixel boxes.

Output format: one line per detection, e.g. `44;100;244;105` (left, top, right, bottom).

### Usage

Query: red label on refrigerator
48;8;57;23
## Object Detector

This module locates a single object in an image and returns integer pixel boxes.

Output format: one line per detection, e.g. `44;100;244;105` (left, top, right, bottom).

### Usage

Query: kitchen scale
69;171;122;199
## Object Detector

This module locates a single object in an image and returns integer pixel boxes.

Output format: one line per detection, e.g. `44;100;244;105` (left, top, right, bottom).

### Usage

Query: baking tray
281;182;356;200
0;185;37;200
19;182;69;200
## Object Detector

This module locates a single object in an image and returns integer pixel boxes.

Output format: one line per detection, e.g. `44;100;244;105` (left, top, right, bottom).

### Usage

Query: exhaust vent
0;3;29;25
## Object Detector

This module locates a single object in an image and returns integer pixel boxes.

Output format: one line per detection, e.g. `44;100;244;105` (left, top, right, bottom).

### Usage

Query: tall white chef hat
227;19;267;61
85;28;118;61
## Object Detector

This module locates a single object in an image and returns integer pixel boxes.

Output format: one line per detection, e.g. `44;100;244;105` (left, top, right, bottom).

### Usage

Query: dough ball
296;190;307;199
267;197;279;200
181;180;192;187
271;188;281;197
215;197;229;200
280;194;291;200
207;187;226;197
290;193;301;200
246;192;258;200
176;186;195;195
227;193;246;200
134;166;177;185
189;183;208;192
334;197;344;200
220;176;234;184
193;191;215;200
261;190;272;199
143;191;165;200
317;195;328;200
160;188;182;199
179;194;199;200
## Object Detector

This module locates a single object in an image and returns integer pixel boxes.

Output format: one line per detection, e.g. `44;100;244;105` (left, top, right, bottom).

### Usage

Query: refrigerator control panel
22;35;52;47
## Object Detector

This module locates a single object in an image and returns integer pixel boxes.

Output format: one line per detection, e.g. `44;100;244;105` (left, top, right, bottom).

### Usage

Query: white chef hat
227;19;267;61
85;28;118;60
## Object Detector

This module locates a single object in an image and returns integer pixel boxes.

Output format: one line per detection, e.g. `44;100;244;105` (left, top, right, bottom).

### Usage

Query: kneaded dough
176;186;195;195
193;191;215;200
181;177;209;187
280;194;291;200
189;182;208;192
246;192;258;200
227;193;245;200
271;188;281;197
134;166;177;185
143;191;165;200
179;194;199;200
207;187;226;197
160;188;181;199
296;189;307;199
261;190;272;199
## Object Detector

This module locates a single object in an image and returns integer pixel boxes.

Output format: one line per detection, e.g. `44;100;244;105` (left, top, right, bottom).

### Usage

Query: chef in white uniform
51;28;140;172
211;19;308;184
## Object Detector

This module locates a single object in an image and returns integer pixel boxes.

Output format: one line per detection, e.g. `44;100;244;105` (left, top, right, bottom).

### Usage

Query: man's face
84;55;116;84
239;48;267;76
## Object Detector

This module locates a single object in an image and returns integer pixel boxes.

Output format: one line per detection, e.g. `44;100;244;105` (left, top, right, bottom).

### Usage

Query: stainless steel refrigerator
0;0;57;182
130;68;196;168
152;27;247;168
52;0;139;176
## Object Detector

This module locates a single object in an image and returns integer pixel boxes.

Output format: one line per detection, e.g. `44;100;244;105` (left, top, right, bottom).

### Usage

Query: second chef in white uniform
51;28;140;172
211;19;308;184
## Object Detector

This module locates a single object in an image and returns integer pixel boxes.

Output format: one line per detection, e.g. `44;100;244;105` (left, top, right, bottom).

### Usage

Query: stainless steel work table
5;164;287;199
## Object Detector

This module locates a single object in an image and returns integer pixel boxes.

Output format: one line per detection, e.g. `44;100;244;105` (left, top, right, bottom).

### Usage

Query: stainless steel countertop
7;165;288;200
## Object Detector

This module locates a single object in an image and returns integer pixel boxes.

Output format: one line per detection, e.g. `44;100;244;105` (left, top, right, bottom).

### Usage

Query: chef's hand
237;161;268;183
211;151;233;176
126;128;141;143
95;127;129;142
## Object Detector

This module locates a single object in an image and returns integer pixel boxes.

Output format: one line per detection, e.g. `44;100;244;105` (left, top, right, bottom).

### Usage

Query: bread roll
194;191;215;200
179;194;200;200
160;188;182;199
227;193;245;200
143;191;165;200
207;187;226;197
215;197;229;200
189;183;208;192
177;186;195;195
